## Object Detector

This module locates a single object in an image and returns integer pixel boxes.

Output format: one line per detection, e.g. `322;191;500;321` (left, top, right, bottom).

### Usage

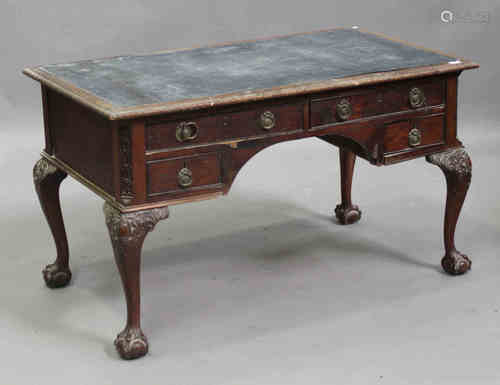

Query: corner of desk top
450;59;479;70
463;60;480;70
22;66;120;120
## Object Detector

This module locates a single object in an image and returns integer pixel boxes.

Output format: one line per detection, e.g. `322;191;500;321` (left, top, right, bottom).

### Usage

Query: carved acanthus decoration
119;127;133;204
33;158;59;184
426;147;472;184
103;203;170;244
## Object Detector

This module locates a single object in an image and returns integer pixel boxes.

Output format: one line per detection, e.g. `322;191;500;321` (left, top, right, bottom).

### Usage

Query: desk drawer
311;78;445;128
383;113;445;154
384;79;445;114
146;115;217;151
146;153;222;196
216;101;304;141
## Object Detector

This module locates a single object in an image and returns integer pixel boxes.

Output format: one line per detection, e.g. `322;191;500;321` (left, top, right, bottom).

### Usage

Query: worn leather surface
40;29;454;108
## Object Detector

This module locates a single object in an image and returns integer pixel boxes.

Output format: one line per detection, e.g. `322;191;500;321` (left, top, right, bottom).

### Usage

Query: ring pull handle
176;122;199;142
259;111;276;130
177;167;193;188
336;98;352;121
408;127;422;147
409;87;426;109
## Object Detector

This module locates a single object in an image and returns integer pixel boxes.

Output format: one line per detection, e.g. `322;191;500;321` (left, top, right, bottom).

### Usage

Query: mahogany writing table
23;28;479;359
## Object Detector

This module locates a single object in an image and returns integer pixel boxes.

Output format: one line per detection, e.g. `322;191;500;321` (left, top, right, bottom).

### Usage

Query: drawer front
216;101;305;141
147;153;222;196
146;115;217;151
383;79;444;114
311;78;445;128
311;91;381;127
384;114;445;154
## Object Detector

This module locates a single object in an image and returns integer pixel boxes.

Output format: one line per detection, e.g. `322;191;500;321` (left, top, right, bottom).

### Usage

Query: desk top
24;28;478;120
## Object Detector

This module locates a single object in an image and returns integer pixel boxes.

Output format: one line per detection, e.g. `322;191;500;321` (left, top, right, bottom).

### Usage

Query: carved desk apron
23;28;479;360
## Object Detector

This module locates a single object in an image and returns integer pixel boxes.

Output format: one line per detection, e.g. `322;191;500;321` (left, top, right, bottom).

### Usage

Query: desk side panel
444;73;460;146
44;87;115;195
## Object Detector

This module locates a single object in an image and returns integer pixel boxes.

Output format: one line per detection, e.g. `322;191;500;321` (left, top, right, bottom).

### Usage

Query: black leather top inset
40;29;454;108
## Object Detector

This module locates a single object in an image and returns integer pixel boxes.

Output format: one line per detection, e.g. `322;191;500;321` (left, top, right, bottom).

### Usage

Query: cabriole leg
33;158;71;288
426;148;472;275
335;147;362;224
103;203;169;360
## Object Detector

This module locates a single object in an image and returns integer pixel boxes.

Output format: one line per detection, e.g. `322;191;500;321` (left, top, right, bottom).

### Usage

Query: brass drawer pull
409;87;426;108
177;167;193;188
336;98;352;121
176;121;199;142
408;127;422;147
259;111;276;130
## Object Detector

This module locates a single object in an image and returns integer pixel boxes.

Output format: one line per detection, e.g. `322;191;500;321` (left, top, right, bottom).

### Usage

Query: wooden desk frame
25;28;478;360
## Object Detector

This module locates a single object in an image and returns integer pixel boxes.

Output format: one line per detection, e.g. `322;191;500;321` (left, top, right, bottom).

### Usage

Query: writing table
24;28;479;359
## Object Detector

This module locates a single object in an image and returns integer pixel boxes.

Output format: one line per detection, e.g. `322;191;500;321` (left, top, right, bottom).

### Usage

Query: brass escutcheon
336;98;352;121
177;167;193;188
260;111;276;130
408;127;422;147
176;121;199;142
409;87;426;108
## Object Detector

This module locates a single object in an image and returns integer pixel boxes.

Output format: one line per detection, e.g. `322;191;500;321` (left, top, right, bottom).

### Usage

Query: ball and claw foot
42;262;72;288
442;250;471;275
335;204;362;225
114;327;149;360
